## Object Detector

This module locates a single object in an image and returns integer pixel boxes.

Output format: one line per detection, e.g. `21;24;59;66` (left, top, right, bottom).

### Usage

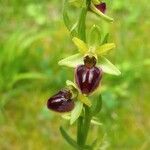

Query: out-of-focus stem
82;106;92;145
77;116;84;146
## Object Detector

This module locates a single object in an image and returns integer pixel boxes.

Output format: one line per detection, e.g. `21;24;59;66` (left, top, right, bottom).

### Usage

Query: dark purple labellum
47;89;74;113
75;65;103;95
95;2;106;14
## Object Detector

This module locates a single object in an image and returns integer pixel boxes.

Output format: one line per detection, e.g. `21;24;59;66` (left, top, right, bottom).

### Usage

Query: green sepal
66;80;78;99
66;81;92;107
70;101;83;124
72;37;88;54
88;25;101;48
58;53;83;68
96;43;116;56
98;56;121;76
90;3;114;23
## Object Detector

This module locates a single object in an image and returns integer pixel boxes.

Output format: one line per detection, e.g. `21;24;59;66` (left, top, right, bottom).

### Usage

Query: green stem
77;116;83;146
78;0;91;42
76;0;92;148
77;107;92;149
82;106;92;145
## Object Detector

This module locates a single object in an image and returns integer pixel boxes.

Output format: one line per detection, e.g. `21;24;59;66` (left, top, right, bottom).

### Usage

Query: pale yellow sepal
58;53;83;68
96;43;116;56
98;56;121;76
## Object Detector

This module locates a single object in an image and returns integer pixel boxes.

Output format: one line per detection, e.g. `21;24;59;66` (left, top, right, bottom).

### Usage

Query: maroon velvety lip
47;89;75;113
95;2;106;14
75;65;103;95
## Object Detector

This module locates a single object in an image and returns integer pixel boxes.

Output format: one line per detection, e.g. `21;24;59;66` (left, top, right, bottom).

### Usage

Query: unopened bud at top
95;2;106;14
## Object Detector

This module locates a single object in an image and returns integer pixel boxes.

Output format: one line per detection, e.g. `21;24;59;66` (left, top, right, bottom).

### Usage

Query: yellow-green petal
72;37;88;54
96;43;116;56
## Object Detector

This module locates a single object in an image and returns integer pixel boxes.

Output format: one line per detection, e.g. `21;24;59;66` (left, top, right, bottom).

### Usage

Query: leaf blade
60;126;92;150
60;127;81;149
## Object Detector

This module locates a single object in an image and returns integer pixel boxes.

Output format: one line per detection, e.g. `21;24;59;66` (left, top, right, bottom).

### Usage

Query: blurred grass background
0;0;150;149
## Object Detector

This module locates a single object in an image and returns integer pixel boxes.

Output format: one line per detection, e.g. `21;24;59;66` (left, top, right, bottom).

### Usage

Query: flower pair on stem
47;0;121;149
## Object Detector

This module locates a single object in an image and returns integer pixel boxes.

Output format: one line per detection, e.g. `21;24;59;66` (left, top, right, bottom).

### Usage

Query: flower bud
47;89;75;113
95;2;106;14
75;56;103;95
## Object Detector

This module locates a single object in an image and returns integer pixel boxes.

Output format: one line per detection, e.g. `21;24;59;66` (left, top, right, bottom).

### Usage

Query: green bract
70;100;83;124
